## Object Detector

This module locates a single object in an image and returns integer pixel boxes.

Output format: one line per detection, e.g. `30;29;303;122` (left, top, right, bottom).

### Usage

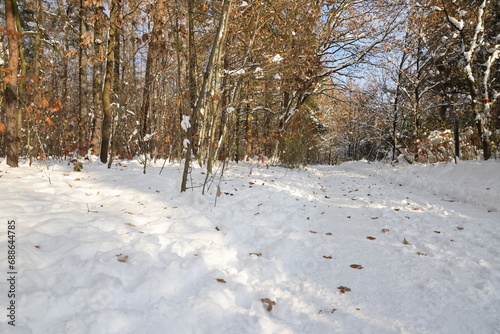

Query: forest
1;0;499;189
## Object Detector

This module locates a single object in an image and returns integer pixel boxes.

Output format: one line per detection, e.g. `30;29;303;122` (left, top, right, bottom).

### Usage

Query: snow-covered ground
0;159;499;334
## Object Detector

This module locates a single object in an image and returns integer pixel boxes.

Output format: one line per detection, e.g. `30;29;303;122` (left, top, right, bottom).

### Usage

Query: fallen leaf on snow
116;254;128;263
249;252;262;257
371;217;379;220
309;230;317;234
325;232;333;236
216;278;226;283
125;223;136;227
433;230;441;234
457;227;464;230
260;298;276;312
417;252;427;256
338;286;351;293
350;264;363;269
366;236;376;240
403;238;410;245
323;255;333;259
215;226;220;231
319;308;336;314
381;228;390;233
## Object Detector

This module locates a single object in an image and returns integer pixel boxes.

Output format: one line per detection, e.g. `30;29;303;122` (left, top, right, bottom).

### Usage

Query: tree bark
181;0;233;192
79;0;89;155
90;2;105;157
4;0;20;167
100;0;122;163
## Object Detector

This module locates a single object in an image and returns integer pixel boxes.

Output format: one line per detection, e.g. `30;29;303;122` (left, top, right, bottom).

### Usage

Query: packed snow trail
0;160;498;333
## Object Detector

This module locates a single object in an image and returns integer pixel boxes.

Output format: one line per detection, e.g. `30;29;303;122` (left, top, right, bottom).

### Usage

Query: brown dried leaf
249;252;262;257
319;308;336;314
457;227;464;231
366;236;376;240
371;217;379;220
338;286;351;293
434;230;441;234
325;232;333;236
215;226;220;231
125;223;136;227
34;245;40;249
403;238;410;245
116;254;128;263
216;278;226;284
350;264;363;269
394;208;400;211
381;228;390;233
309;230;317;234
260;298;276;312
323;255;333;259
417;252;427;256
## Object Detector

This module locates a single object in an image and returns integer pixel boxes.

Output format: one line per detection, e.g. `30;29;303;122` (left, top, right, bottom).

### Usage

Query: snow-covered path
0;160;498;333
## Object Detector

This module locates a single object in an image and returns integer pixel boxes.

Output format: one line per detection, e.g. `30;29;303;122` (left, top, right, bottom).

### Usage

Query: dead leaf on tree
350;264;363;269
260;298;276;312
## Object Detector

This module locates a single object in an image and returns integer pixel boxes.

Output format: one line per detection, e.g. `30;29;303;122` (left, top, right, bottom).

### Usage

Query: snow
272;54;283;63
448;16;464;30
0;159;499;333
181;115;191;131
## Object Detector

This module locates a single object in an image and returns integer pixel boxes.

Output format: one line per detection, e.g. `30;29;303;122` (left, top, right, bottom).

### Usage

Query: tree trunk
181;0;233;192
100;0;122;163
90;2;105;157
4;0;20;167
79;0;89;155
